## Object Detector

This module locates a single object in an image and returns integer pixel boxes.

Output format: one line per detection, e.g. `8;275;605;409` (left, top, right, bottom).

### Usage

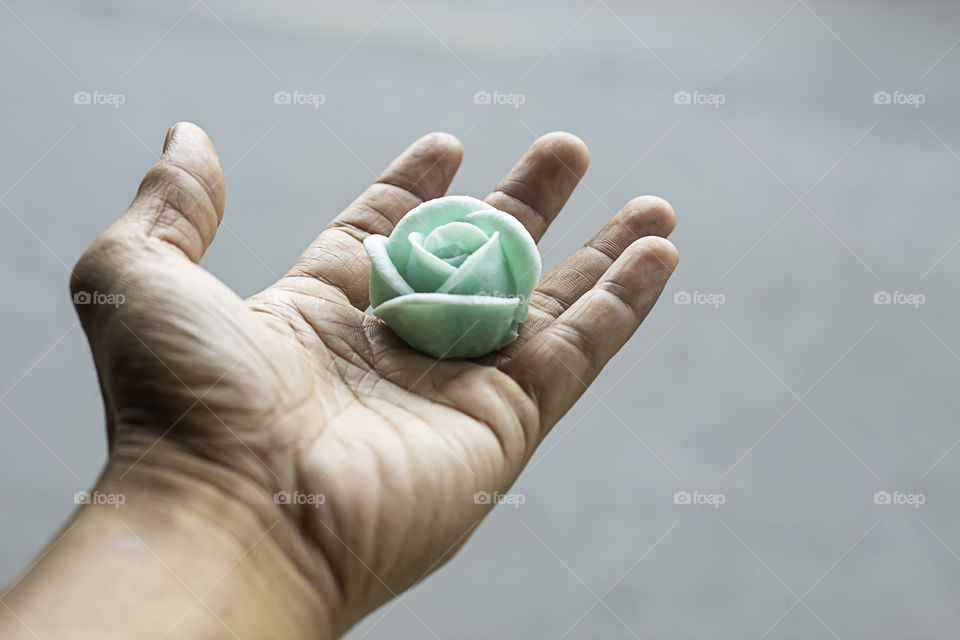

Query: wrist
1;434;342;640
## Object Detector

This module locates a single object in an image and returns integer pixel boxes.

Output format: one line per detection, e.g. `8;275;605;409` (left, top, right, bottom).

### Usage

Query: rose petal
462;210;541;318
405;232;457;292
436;232;512;297
364;234;414;308
423;221;490;263
373;293;521;359
386;196;496;267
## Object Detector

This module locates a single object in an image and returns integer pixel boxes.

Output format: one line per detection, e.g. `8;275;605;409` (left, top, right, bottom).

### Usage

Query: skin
0;123;678;639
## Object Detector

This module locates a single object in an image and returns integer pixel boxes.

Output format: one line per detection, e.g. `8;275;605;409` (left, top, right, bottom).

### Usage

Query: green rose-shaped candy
363;195;541;359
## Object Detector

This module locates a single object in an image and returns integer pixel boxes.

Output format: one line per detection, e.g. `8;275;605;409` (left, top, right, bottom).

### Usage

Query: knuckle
70;233;140;316
71;234;128;292
131;161;221;260
530;290;569;318
547;321;598;380
142;161;218;220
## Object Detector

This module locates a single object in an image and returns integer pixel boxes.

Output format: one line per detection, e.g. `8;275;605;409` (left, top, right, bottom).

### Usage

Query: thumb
68;124;237;439
70;121;226;328
119;122;226;263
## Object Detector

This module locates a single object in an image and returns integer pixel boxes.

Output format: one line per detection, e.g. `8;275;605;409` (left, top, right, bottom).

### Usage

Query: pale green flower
363;195;541;359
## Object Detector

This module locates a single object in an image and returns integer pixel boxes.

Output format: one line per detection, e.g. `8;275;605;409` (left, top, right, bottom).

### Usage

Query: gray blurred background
2;0;959;637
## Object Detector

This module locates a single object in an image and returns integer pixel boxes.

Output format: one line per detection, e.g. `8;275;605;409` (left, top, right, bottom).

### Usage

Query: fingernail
162;125;178;155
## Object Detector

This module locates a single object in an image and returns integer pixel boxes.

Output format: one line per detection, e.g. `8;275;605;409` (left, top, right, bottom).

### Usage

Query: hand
6;123;677;639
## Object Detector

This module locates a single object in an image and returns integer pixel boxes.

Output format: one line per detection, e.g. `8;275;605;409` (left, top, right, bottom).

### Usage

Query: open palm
71;123;678;633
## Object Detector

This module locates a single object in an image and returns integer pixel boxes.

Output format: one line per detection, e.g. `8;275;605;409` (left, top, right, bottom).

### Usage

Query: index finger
281;132;464;308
